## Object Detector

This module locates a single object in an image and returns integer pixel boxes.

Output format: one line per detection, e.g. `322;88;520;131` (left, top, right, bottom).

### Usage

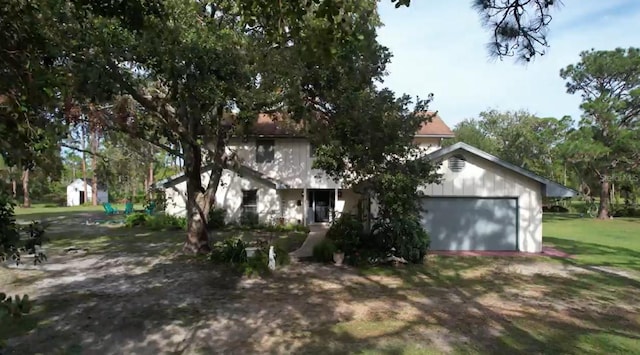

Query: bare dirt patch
3;230;640;354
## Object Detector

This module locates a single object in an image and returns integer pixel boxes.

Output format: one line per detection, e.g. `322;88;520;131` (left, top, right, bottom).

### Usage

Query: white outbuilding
66;178;109;206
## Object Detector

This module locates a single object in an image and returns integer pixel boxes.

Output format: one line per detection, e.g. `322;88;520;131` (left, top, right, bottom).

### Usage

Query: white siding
66;179;108;206
414;137;443;154
421;153;543;253
165;169;281;224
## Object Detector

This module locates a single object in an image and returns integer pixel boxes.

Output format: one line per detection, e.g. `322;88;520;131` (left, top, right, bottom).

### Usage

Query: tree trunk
21;168;30;207
183;143;211;254
598;178;610;219
81;126;87;204
91;130;98;206
11;178;17;199
148;162;154;198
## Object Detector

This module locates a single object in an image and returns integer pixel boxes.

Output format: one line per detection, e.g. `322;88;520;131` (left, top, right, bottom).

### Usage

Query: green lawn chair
102;203;118;215
145;201;156;215
124;201;134;215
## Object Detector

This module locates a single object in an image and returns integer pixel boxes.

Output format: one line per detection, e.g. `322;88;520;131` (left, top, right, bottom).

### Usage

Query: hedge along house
66;178;109;206
157;112;453;227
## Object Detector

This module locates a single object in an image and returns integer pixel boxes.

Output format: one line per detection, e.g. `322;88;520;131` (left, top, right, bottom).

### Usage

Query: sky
376;0;640;127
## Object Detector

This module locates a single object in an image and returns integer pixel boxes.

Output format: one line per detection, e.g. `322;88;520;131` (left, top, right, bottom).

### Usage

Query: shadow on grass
4;251;640;353
545;236;640;272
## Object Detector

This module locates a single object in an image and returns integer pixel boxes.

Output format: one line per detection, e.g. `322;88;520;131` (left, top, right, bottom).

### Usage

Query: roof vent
448;155;466;172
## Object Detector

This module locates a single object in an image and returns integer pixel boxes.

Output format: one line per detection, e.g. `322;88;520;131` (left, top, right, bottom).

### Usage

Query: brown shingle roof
232;111;454;137
415;111;455;137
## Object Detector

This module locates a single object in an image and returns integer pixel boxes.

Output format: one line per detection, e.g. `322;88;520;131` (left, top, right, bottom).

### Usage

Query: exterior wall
165;169;280;224
420;153;543;253
414;137;443;154
228;137;342;189
66;180;108;206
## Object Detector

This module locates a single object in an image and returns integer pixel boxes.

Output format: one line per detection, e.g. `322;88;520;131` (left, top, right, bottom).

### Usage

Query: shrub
125;213;148;227
240;211;259;227
326;213;363;254
146;214;186;231
312;239;336;263
542;205;569;213
207;208;226;230
611;206;640;217
371;216;430;264
209;237;247;264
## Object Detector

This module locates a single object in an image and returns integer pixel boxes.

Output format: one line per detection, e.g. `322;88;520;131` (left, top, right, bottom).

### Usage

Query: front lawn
3;212;640;354
543;213;640;271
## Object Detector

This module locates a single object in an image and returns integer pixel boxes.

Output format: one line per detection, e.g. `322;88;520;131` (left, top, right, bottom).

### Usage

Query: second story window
256;139;275;163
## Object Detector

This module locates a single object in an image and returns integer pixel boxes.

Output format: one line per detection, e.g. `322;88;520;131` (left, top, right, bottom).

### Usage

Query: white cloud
377;0;640;127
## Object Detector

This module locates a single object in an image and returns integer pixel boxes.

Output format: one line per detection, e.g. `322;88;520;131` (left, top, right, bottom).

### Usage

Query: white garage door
420;197;518;251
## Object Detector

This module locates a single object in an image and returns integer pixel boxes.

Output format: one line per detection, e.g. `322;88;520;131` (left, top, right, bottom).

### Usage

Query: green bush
312;239;337;263
209;237;247;264
326;213;363;254
146;214;186;231
207;208;226;230
371;216;430;264
240;211;259;227
125;212;148;227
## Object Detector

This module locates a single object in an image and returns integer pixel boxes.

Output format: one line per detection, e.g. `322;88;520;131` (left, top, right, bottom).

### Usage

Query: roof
415;112;455;137
231;111;454;138
156;164;290;189
68;178;108;190
426;142;577;198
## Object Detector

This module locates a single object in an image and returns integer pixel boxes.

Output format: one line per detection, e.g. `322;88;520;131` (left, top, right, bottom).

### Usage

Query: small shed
66;178;109;206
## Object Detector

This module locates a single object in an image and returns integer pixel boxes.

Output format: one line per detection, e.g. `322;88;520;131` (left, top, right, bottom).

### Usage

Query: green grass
543;213;640;271
14;203;145;221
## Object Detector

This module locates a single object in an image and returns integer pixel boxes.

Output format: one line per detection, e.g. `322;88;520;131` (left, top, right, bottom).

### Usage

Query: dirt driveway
2;218;640;354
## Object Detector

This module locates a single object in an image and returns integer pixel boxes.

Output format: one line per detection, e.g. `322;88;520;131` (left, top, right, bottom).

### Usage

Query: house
158;113;576;253
66;178;109;206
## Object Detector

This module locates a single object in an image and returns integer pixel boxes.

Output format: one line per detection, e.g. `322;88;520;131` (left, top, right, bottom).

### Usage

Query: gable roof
415;112;455;137
427;142;577;198
68;178;108;190
231;111;455;138
156;164;290;189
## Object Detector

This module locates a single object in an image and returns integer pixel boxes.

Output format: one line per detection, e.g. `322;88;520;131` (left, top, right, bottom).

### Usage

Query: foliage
312;239;337;263
371;216;430;264
145;214;186;231
0;293;32;322
125;212;186;230
240;212;260;228
326;213;363;254
560;47;640;219
207;208;226;230
446;110;572;182
124;213;148;228
0;192;47;266
209;238;248;265
145;187;167;213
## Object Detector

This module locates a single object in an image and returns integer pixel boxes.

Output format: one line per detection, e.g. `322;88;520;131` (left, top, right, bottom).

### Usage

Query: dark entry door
79;191;85;205
308;190;334;223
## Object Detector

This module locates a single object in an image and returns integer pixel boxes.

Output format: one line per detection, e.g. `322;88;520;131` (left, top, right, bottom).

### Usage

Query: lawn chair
145;201;156;215
124;201;134;215
102;203;118;215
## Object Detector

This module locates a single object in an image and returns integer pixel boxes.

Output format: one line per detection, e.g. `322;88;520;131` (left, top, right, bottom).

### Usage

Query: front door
308;189;335;223
79;191;85;205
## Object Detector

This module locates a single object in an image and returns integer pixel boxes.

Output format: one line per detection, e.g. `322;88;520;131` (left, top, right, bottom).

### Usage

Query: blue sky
376;0;640;127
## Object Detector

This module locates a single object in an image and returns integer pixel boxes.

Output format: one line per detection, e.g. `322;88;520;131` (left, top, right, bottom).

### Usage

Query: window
241;189;258;225
256;139;275;163
310;143;317;157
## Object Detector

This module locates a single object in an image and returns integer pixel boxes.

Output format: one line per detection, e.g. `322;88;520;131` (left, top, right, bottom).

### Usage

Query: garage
420;197;518;251
420;142;577;253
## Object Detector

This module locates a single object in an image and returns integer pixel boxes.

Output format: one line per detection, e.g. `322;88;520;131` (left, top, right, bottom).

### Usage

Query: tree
447;110;571;181
560;47;640;219
2;0;562;253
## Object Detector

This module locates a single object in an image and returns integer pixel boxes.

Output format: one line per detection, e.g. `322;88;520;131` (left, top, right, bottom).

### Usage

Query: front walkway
290;224;329;258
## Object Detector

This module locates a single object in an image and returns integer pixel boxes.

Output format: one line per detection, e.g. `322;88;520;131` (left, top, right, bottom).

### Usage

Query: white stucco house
158;113;576;253
66;178;109;206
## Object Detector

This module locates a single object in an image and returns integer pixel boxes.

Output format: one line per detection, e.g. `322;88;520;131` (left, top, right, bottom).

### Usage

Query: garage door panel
420;197;517;251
